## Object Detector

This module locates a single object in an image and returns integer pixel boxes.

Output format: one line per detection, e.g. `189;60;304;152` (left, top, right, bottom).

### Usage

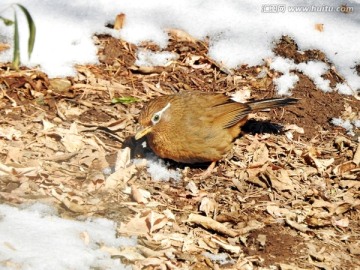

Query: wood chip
187;213;239;237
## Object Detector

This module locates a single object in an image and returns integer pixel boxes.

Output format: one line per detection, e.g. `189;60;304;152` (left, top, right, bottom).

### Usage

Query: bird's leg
193;161;217;179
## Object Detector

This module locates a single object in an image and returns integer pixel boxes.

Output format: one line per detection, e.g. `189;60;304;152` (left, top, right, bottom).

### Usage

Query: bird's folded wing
210;101;251;129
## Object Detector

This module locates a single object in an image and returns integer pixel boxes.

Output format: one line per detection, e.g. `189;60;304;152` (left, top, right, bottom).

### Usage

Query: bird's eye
152;113;160;124
150;102;171;125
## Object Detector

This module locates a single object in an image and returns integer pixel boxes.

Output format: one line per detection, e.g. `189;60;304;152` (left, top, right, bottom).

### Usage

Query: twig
187;213;239;237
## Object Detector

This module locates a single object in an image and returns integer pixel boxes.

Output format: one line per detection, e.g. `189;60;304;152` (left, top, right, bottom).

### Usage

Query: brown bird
135;91;297;176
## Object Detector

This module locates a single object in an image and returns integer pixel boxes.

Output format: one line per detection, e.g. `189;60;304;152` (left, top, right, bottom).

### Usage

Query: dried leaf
348;242;360;255
80;231;90;245
304;150;334;173
162;209;175;221
184;55;211;69
111;96;139;104
334;136;352;151
252;142;269;166
42;119;56;131
118;214;150;236
50;188;99;213
314;23;324;32
131;185;149;204
333;161;357;175
285;218;310;233
279;263;309;270
49;78;71;92
146;211;168;234
187;213;239;237
0;127;21;140
166;28;198;43
284;124;304;134
211;237;241;254
114;13;126;30
115;147;131;170
199;197;217;217
267;205;291;218
0;162;41;177
257;234;267;248
331;217;349;228
140;257;166;267
268;169;295;191
185;181;199;195
113;247;145;261
231;89;251;103
105;163;137;189
353;143;360;165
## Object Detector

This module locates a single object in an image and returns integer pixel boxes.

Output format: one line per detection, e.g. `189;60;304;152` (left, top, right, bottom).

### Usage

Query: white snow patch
296;61;331;92
271;58;333;94
336;83;354;95
273;73;299;96
270;57;297;74
331;117;359;136
147;158;182;181
135;49;179;67
133;153;182;181
0;202;136;270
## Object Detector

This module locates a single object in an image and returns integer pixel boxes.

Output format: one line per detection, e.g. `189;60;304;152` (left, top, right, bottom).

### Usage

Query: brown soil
245;224;307;267
268;36;359;140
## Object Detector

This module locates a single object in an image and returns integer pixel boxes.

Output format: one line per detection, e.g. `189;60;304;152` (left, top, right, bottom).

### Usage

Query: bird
135;91;297;176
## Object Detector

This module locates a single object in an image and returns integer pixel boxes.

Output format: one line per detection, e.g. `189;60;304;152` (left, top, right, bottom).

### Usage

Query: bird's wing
197;93;251;129
211;102;251;128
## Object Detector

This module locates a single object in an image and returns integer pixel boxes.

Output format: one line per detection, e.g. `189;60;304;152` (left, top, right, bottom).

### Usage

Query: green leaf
12;11;20;70
111;97;140;104
35;96;45;105
0;16;14;26
16;4;36;59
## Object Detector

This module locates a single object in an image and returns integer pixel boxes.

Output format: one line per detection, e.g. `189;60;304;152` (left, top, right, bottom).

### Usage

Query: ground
0;33;359;269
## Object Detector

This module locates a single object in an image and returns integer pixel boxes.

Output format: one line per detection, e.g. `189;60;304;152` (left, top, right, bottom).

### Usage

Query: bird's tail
247;98;298;111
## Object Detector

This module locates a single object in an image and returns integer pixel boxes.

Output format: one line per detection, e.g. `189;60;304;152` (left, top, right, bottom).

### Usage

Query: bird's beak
135;126;152;140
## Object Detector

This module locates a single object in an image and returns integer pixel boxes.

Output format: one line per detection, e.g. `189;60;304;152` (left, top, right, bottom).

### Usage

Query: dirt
0;33;359;269
245;224;307;267
270;73;357;140
268;36;359;141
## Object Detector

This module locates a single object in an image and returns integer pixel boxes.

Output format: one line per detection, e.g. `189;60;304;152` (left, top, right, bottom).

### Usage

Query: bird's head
135;98;172;140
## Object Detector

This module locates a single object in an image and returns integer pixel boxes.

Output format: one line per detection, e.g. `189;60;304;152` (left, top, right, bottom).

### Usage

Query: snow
273;73;299;96
336;83;355;96
135;49;178;67
270;58;332;94
270;57;297;74
146;157;182;181
133;151;182;182
331;117;358;136
0;0;359;95
297;61;331;92
0;202;136;270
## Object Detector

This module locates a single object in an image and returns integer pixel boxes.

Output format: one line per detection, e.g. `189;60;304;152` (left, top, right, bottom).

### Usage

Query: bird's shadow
241;119;283;135
122;119;285;170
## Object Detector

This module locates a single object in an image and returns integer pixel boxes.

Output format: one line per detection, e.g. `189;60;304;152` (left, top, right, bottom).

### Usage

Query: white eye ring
152;113;161;124
151;102;171;125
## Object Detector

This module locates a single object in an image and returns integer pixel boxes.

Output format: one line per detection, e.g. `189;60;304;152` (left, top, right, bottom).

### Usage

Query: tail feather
247;98;298;111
